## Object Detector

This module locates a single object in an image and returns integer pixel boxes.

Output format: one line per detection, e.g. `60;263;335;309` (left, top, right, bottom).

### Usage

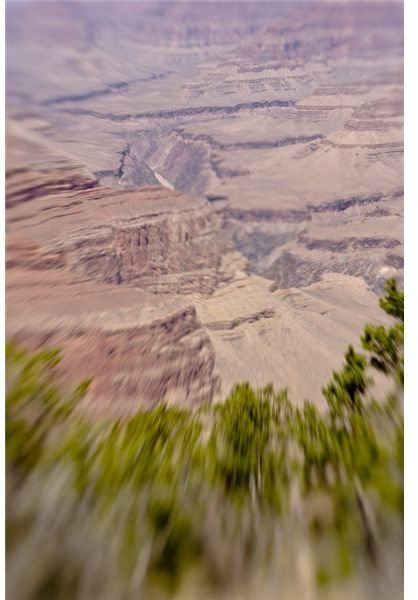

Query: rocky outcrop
6;132;228;415
8;294;220;418
64;200;228;294
6;0;403;412
194;273;392;406
6;132;231;295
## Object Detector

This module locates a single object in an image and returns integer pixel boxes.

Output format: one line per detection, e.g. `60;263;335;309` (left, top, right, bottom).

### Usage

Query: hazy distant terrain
6;1;403;409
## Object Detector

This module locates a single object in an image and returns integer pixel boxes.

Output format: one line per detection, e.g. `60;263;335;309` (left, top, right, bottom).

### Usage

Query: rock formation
6;1;403;412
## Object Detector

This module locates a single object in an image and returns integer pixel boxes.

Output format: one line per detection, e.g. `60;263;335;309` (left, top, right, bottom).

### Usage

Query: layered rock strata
6;132;228;416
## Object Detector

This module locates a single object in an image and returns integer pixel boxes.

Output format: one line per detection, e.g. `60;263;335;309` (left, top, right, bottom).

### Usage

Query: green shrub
6;281;404;599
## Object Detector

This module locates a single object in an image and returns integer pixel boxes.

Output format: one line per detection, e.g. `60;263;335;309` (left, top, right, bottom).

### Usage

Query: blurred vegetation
6;280;403;600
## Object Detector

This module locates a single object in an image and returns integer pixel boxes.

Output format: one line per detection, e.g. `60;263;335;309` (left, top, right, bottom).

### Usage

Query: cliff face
66;199;227;294
6;0;402;412
5;129;393;412
6;131;225;415
6;133;231;296
9;296;220;418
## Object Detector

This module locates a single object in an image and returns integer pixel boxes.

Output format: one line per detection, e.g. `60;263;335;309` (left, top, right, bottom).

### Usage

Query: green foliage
6;341;90;481
322;345;371;415
6;281;404;599
379;278;404;322
361;278;404;385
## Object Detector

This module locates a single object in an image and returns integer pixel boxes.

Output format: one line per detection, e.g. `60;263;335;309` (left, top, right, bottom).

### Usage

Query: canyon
6;1;403;414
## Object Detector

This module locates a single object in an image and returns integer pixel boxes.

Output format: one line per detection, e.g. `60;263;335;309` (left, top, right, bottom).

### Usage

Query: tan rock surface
6;133;226;416
6;1;403;413
196;273;389;406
